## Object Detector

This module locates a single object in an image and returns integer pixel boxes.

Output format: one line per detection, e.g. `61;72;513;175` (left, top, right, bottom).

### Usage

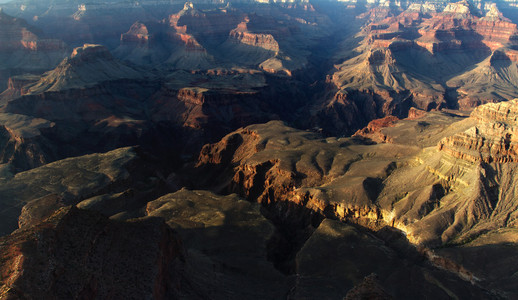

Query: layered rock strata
439;99;518;163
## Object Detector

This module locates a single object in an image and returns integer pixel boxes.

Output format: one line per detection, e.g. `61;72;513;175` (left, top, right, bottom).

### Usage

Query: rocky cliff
0;206;184;299
229;18;281;52
439;99;518;163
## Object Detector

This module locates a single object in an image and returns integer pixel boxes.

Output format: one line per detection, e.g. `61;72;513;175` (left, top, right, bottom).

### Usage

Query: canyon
0;0;518;299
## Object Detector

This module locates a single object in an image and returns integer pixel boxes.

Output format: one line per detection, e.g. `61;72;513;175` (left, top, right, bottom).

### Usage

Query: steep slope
374;100;518;297
1;42;307;171
291;219;492;299
220;11;314;75
332;46;446;110
149;68;306;146
447;49;518;107
0;206;184;299
192;119;462;228
25;44;144;93
0;10;65;58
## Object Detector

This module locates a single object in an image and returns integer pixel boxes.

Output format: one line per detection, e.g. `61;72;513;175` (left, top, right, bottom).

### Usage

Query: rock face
324;38;446;135
0;44;172;170
114;2;322;74
363;0;518;55
372;100;518;297
414;2;518;53
353;115;400;143
446;49;518;106
0;74;40;100
228;17;280;52
0;11;62;53
115;21;170;66
221;11;312;75
120;21;155;46
149;68;306;146
1;1;518;298
439;99;518;163
163;3;216;69
115;2;242;69
0;43;305;172
0;206;184;299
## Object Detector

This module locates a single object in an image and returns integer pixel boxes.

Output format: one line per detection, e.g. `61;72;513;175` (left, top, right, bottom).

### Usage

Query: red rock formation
353;115;400;143
166;2;243;47
362;1;518;55
406;107;427;119
165;3;209;53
